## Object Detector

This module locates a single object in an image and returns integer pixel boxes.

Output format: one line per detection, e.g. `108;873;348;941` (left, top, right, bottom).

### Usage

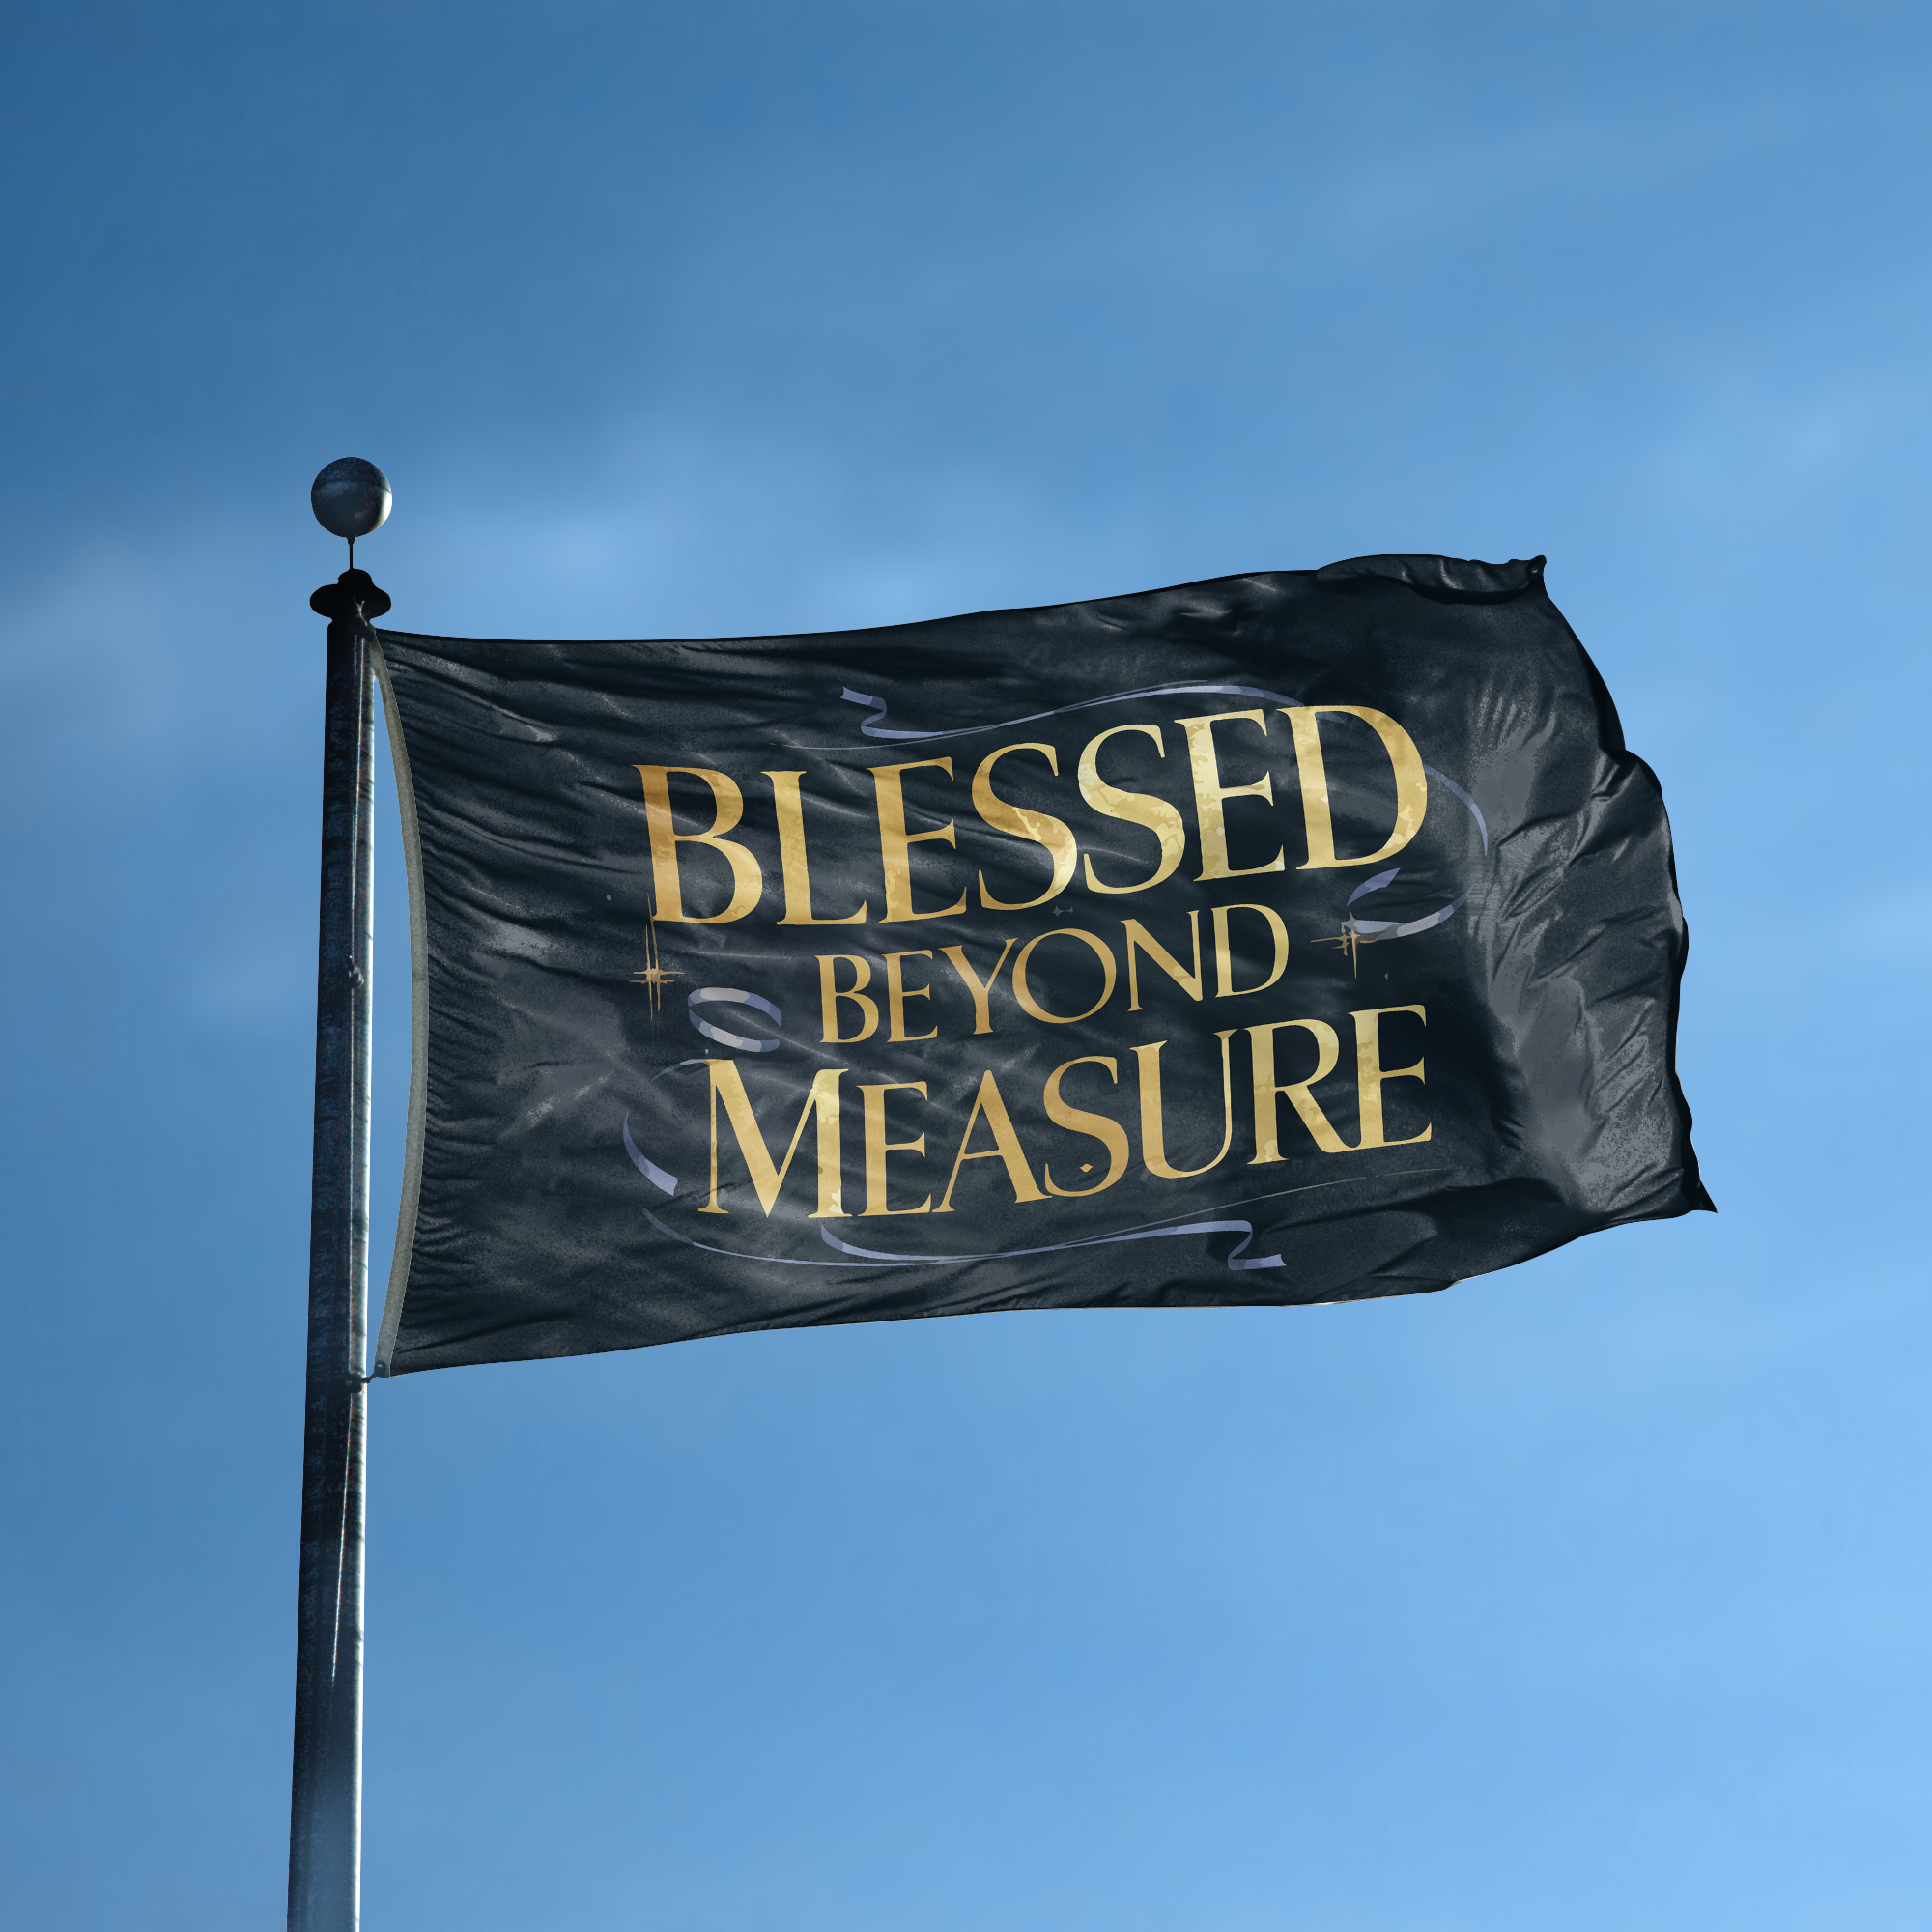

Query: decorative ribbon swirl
621;1113;678;1196
687;986;783;1052
1340;866;1471;943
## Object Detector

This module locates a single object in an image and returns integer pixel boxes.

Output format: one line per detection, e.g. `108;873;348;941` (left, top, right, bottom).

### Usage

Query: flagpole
291;463;392;1932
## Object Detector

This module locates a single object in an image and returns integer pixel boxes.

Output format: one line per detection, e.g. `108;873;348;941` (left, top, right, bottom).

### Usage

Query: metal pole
289;566;388;1932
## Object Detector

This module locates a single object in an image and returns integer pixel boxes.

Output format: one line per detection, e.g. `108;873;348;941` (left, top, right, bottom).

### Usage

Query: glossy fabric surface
373;554;1708;1374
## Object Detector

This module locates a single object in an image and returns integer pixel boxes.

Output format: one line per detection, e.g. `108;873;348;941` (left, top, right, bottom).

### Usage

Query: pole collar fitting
310;569;392;624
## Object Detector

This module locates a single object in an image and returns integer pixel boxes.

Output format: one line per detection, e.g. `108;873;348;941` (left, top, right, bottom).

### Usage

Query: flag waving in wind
369;553;1708;1376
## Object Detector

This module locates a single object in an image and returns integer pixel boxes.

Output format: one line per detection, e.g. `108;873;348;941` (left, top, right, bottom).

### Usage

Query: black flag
369;554;1709;1376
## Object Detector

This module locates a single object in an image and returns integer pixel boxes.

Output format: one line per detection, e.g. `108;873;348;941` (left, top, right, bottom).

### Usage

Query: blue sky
3;4;1929;1928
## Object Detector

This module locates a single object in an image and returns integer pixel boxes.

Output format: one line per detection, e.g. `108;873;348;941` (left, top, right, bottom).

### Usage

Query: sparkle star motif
1318;923;1366;977
631;904;682;1014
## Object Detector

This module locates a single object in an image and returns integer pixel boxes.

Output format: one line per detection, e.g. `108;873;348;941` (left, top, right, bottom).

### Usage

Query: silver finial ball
310;458;392;541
